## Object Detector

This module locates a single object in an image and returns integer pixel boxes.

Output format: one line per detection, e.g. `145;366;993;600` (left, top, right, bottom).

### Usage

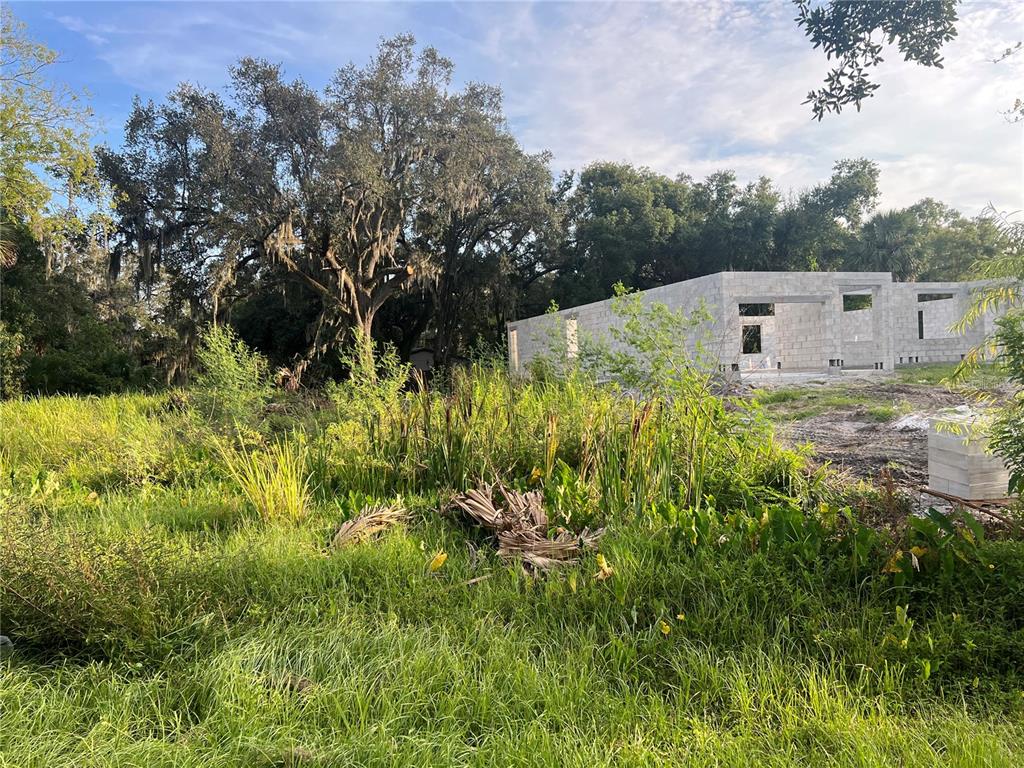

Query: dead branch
918;486;1019;529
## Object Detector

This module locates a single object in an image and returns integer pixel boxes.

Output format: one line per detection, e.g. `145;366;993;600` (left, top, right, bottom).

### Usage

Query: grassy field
756;386;912;423
2;352;1022;767
892;363;1008;390
753;363;1006;422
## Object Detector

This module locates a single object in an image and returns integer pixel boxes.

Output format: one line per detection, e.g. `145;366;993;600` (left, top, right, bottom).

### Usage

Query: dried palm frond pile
450;484;604;571
330;502;408;550
0;239;16;270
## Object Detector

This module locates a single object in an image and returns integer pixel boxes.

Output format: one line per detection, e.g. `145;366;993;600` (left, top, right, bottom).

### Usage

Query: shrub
191;325;272;433
0;511;203;658
0;320;26;398
989;312;1024;494
327;329;411;420
582;282;715;397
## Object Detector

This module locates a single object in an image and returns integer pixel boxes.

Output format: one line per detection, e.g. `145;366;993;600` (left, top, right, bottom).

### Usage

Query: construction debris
330;502;408;550
450;483;604;570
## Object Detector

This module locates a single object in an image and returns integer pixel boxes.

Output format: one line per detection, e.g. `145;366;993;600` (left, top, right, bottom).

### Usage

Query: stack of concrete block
927;412;1010;499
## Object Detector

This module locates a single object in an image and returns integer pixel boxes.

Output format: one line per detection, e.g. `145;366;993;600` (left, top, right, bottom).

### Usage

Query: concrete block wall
841;306;878;368
776;302;827;370
508;272;1002;377
507;273;724;374
839;279;895;369
715;272;893;371
727;314;780;371
719;272;824;371
718;300;828;372
841;308;873;342
890;281;989;365
921;297;959;339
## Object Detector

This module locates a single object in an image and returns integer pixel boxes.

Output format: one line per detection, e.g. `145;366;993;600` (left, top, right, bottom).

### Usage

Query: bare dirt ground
748;369;1017;529
751;369;1012;489
778;382;966;486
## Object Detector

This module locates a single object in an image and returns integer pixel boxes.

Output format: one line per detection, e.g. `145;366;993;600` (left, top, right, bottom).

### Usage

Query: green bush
0;320;26;398
989;312;1024;494
0;222;156;396
0;511;205;658
326;329;411;420
191;324;273;433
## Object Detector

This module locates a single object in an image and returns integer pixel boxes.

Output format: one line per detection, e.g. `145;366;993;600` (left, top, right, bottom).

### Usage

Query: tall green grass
1;334;1022;766
0;394;176;489
316;363;809;526
217;438;312;524
2;513;1022;766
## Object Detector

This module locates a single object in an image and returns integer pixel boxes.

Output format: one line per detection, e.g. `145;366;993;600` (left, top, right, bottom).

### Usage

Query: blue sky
12;0;1024;215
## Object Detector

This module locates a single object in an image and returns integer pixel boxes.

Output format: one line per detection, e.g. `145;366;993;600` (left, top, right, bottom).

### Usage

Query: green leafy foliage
0;393;176;489
191;325;272;433
0;321;25;398
0;514;203;659
989;312;1024;494
883;507;989;585
327;329;411;420
794;0;959;119
951;210;1024;494
0;7;97;232
1;361;1023;765
0;222;154;396
584;282;715;396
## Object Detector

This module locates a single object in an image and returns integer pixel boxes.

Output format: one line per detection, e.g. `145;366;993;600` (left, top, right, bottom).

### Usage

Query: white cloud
52;5;410;91
469;0;1023;214
52;0;1024;215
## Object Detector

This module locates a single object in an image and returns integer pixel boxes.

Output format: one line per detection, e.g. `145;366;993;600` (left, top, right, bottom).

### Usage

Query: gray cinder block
928;415;1010;499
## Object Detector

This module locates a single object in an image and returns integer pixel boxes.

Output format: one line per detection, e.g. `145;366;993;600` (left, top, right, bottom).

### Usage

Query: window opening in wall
741;324;762;354
739;303;774;316
918;310;924;340
509;329;519;371
917;293;954;302
842;293;873;311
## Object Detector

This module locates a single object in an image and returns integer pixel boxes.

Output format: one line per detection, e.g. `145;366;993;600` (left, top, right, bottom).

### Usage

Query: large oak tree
99;35;555;379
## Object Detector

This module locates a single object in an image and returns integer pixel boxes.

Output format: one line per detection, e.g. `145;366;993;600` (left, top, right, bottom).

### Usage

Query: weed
191;325;272;433
217;438;312;524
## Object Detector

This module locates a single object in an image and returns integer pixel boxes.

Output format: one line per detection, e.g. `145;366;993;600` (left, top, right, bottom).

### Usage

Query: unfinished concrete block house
507;271;1002;375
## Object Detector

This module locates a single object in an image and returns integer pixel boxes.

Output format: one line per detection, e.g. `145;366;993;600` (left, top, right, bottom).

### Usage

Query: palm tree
850;209;923;280
953;208;1024;371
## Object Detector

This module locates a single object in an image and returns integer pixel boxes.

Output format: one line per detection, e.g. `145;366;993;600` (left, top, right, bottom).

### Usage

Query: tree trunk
352;310;377;381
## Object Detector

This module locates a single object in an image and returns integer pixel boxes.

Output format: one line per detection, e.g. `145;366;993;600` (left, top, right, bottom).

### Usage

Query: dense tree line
0;12;1010;396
